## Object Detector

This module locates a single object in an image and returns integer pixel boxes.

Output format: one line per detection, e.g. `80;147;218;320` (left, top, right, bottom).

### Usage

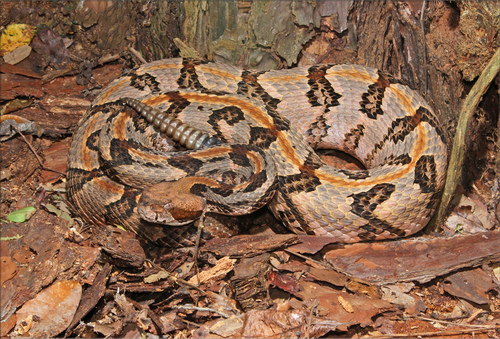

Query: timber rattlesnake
67;58;448;246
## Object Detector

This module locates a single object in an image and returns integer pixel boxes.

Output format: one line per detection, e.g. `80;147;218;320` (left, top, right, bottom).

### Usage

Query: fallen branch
373;326;497;339
432;47;500;231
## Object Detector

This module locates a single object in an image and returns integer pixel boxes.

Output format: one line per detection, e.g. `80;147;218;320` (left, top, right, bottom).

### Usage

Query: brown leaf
296;281;395;327
15;280;82;338
0;255;17;285
288;235;339;254
4;45;32;65
30;27;70;65
0;63;42;78
206;291;240;316
209;315;245;337
241;309;341;338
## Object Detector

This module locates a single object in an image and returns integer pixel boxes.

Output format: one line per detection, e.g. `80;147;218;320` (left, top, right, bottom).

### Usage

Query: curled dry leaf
0;115;41;142
30;27;70;65
14;280;82;338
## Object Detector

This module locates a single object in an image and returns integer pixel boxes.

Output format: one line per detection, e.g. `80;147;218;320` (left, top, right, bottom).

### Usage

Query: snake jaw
138;202;187;225
138;181;207;226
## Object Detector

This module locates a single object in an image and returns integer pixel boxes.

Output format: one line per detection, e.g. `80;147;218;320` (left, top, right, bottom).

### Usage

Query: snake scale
67;58;448;246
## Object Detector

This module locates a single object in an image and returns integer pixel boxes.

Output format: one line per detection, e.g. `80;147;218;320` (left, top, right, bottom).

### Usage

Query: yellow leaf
0;24;37;55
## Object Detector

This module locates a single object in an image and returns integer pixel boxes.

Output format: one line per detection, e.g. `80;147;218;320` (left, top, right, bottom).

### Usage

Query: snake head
138;181;206;226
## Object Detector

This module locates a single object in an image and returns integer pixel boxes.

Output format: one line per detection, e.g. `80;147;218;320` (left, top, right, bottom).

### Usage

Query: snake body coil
67;58;448;246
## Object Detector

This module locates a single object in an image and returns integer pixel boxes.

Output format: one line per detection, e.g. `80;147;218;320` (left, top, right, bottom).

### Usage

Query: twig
419;0;427;95
193;214;205;286
171;304;231;318
145;259;208;297
371;327;497;338
465;309;488;324
97;53;121;65
432;47;500;230
128;46;147;64
305;299;319;339
12;126;66;176
417;315;493;329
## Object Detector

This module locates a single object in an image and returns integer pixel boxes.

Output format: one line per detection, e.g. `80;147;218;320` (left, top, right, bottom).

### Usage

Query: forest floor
1;4;500;339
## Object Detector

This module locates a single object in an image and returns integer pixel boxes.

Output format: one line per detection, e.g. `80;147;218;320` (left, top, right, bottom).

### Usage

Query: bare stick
432;47;500;230
12;126;66;176
128;46;147;64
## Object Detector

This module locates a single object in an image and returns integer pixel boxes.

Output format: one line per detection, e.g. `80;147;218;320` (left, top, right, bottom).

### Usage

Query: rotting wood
324;230;500;284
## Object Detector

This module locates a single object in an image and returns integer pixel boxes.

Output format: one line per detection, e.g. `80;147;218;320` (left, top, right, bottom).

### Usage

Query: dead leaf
240;309;341;338
0;98;33;115
3;45;32;65
15;280;82;338
206;291;240;316
0;255;17;285
0;24;36;55
44;203;72;227
30;27;70;65
0;115;41;141
288;235;339;254
381;284;417;308
209;315;245;337
297;281;395;327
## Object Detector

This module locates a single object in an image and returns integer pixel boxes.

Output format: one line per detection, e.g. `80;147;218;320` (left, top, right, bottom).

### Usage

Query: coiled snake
67;58;448;246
